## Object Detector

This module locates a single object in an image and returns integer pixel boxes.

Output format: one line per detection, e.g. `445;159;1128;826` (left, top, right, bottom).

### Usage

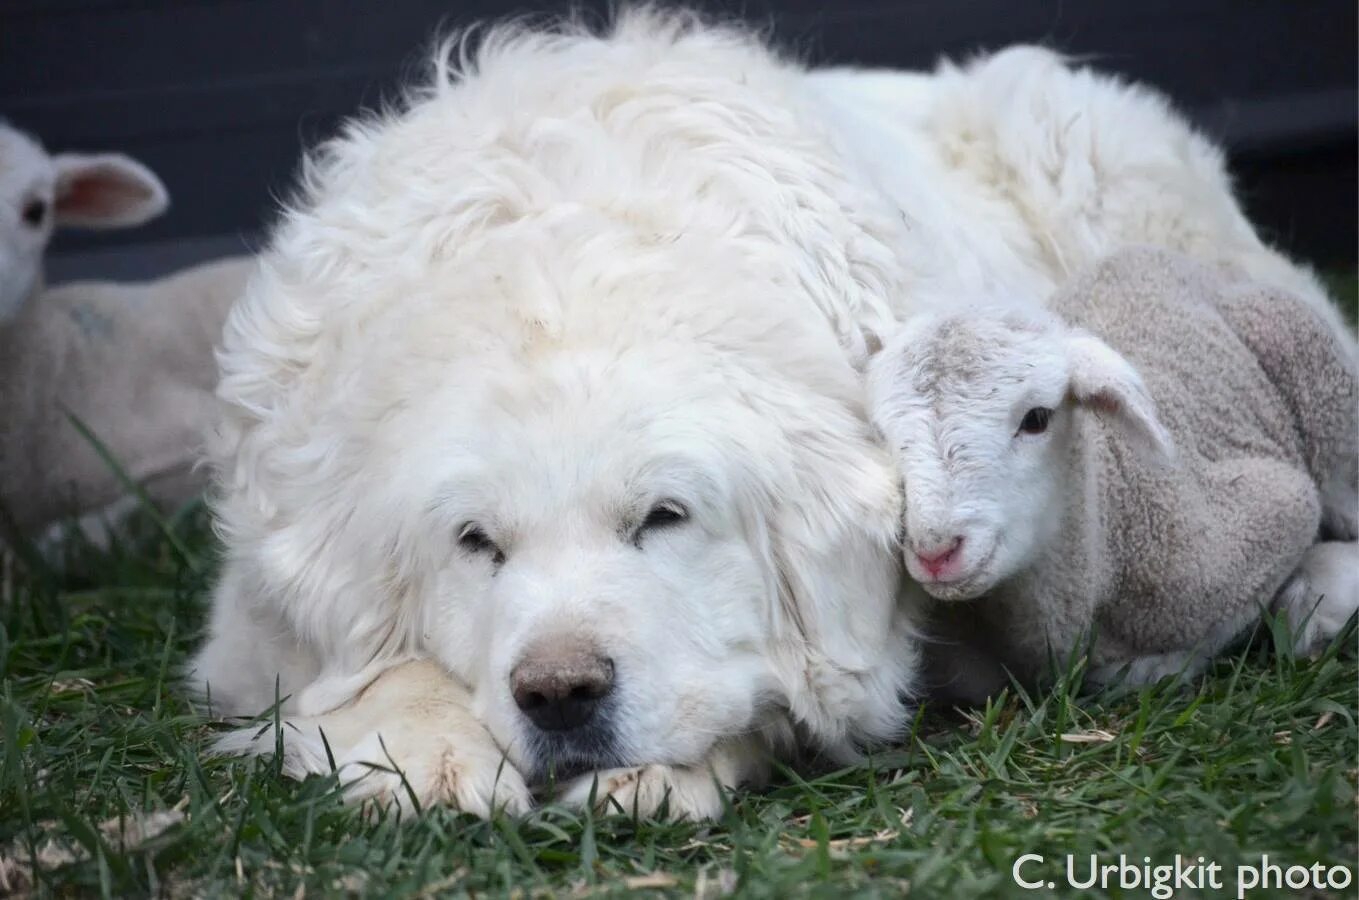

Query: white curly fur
190;11;1339;819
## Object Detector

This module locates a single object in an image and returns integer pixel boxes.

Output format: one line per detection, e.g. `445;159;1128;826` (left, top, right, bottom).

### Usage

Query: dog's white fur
191;12;1338;819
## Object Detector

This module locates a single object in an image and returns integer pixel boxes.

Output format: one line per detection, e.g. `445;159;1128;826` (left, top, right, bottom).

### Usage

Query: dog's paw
557;735;769;820
212;660;533;819
1276;541;1359;657
559;763;729;821
333;730;533;818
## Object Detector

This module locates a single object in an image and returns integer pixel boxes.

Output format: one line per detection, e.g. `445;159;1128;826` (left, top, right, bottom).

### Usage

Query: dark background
2;0;1355;282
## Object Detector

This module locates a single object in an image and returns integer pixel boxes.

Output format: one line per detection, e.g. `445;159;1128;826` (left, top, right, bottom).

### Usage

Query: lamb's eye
459;524;505;565
635;500;688;543
1018;407;1053;435
21;199;46;227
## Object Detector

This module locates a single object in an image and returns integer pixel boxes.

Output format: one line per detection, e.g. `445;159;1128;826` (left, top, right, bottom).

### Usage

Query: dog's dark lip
530;756;611;786
520;700;629;786
525;743;631;787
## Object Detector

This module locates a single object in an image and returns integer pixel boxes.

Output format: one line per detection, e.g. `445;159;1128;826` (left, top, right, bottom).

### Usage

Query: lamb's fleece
0;257;252;539
190;10;1342;819
946;248;1356;690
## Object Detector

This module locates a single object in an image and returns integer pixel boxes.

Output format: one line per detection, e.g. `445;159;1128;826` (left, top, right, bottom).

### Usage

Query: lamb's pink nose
914;536;965;580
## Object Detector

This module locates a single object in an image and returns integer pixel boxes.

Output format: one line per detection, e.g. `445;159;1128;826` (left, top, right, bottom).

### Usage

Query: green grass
1;506;1355;898
2;270;1356;897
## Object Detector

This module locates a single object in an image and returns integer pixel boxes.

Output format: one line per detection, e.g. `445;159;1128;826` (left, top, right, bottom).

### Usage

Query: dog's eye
21;199;47;228
1017;407;1053;436
459;524;505;565
633;500;687;546
641;500;687;530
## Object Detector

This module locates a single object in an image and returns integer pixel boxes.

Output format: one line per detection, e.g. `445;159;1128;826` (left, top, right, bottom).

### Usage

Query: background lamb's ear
1065;330;1175;460
53;152;169;228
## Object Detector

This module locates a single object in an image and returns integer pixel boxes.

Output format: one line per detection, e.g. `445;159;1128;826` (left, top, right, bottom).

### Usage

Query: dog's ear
206;354;429;716
213;465;426;717
730;351;921;758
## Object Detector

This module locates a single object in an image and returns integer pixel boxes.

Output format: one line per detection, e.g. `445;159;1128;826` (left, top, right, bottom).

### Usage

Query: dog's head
397;308;836;780
214;216;917;779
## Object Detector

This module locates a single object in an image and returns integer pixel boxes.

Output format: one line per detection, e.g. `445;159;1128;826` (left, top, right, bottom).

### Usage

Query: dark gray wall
3;0;1355;275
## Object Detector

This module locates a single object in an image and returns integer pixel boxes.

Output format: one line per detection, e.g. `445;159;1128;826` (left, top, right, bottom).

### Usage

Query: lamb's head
0;122;169;321
867;306;1173;601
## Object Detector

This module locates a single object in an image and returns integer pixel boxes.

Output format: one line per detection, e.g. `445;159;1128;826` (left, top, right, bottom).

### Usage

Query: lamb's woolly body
966;249;1357;684
194;12;1345;817
0;257;253;535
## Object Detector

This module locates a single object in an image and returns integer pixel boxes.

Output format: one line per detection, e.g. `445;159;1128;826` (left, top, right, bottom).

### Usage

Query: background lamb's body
908;248;1357;695
0;258;251;537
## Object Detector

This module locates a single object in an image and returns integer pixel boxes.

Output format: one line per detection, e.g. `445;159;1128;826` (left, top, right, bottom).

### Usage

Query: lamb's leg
213;659;532;818
558;733;770;820
1274;541;1359;658
1208;285;1358;541
37;494;142;556
1090;652;1203;689
1094;458;1320;687
1089;609;1250;688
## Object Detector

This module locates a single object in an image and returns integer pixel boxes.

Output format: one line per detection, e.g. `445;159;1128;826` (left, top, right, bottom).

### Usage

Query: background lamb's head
867;305;1175;600
0;121;169;321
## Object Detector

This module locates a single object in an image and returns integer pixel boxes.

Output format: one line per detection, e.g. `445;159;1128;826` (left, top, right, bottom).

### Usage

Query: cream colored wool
0;257;251;537
920;248;1356;695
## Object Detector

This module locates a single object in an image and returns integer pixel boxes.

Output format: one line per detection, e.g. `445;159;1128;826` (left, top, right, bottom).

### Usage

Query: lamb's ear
1065;331;1175;460
53;153;168;228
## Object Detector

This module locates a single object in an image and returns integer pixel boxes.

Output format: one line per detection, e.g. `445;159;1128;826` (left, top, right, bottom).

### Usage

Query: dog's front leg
557;733;771;821
214;659;532;818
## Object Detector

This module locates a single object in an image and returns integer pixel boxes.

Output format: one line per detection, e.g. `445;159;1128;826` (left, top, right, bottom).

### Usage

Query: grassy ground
1;275;1356;898
2;506;1356;898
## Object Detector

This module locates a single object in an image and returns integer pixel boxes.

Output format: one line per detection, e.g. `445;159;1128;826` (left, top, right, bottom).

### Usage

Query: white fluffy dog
190;11;1337;819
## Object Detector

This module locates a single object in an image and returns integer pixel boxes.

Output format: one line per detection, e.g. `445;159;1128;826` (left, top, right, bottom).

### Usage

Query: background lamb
868;247;1358;701
0;122;168;321
0;122;250;545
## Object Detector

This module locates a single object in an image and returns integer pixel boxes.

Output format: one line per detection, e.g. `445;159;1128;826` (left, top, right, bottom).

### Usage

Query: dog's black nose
511;640;615;732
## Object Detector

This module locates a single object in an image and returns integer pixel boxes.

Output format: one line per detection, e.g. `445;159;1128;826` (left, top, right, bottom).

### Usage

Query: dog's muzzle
511;634;625;780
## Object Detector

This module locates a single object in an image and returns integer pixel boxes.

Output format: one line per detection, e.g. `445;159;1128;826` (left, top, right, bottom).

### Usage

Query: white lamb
868;247;1358;700
0;123;251;542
